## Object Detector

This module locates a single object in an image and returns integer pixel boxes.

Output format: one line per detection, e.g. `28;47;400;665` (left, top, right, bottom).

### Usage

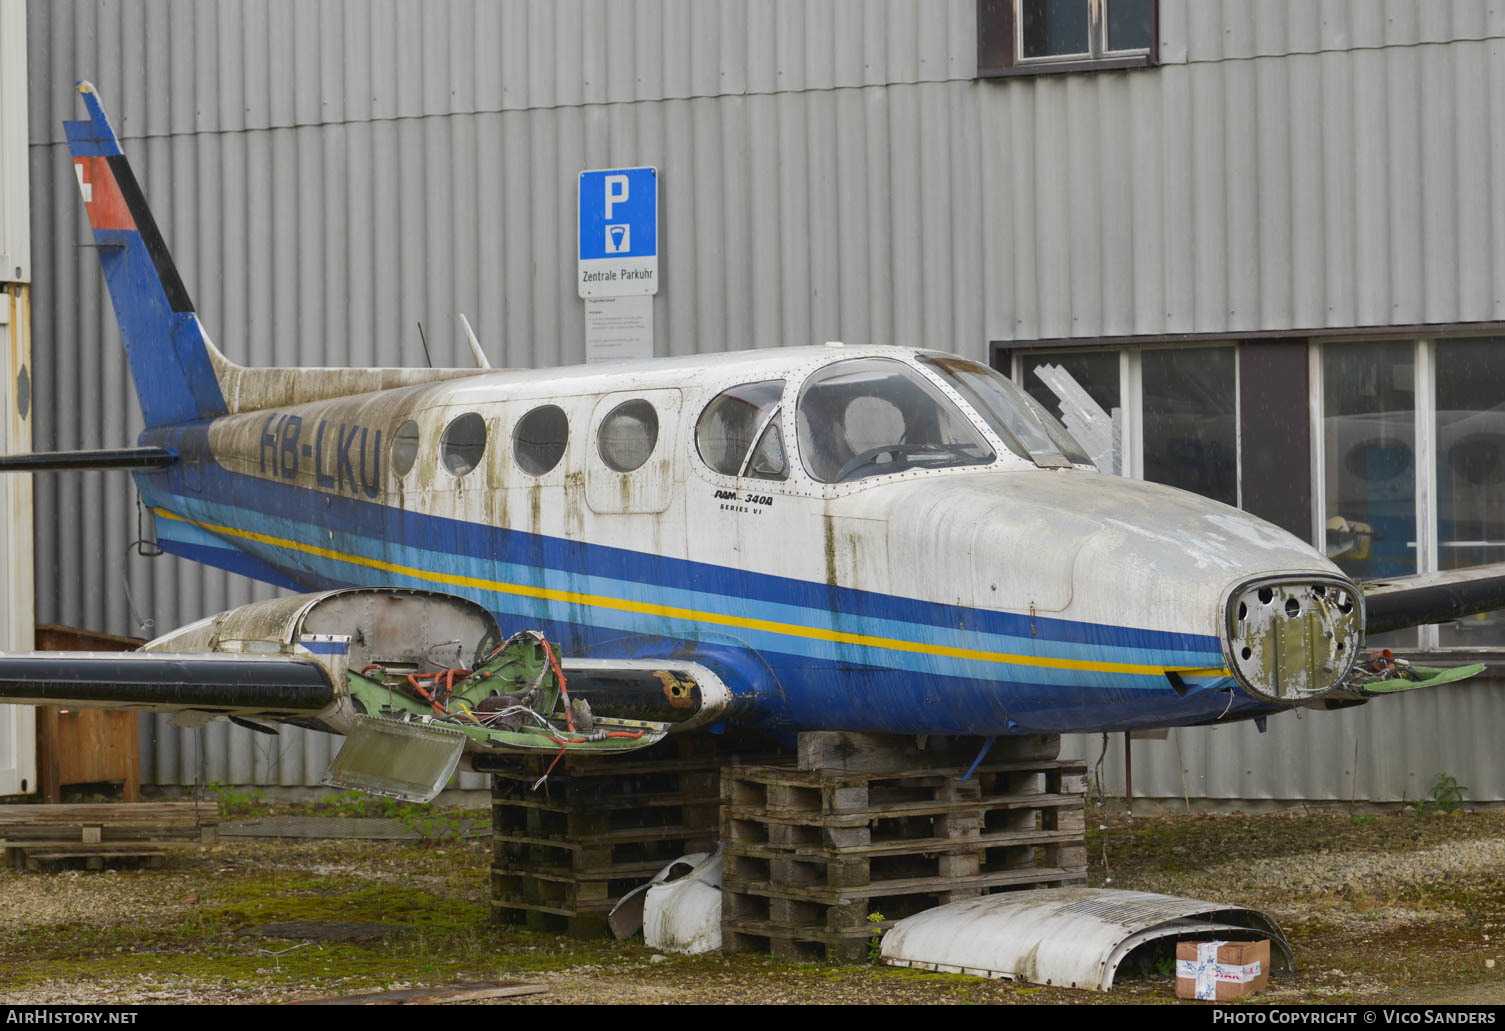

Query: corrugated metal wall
984;2;1505;341
24;0;1505;793
1064;679;1505;804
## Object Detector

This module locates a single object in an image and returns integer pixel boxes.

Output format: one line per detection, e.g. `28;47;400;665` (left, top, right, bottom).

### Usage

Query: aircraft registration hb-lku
3;82;1504;800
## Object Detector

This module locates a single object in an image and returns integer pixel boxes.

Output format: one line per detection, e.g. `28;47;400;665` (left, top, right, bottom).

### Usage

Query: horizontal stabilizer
1363;563;1505;635
0;447;177;472
0;652;334;715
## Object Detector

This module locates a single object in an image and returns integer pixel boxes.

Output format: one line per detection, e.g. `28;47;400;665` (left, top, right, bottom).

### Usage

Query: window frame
1309;335;1505;654
977;0;1159;79
1011;342;1241;506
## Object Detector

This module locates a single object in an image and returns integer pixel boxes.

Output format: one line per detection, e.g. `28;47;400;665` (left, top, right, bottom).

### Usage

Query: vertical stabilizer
64;81;227;428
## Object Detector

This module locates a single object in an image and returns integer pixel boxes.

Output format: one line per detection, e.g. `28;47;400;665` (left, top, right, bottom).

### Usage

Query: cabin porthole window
513;405;569;475
597;399;659;473
391;420;420;477
440;412;488;477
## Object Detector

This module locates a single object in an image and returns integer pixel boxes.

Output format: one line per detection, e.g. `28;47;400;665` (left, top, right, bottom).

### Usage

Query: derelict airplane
2;82;1503;798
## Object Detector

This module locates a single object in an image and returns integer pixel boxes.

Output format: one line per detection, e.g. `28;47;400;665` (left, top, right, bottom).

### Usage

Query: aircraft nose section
1224;576;1364;704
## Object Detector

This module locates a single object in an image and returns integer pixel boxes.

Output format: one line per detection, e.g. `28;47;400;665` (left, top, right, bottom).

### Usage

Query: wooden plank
723;864;1089;902
725;791;1085;827
0;802;215;823
290;982;547;1005
723;758;1087;788
723;827;1085;860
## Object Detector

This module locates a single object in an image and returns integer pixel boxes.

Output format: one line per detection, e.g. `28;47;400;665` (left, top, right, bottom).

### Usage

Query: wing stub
0;652;334;713
0;447;177;472
1364;572;1505;636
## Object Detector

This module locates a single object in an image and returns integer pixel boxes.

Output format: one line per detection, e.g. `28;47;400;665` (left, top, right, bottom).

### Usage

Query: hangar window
696;380;785;477
598;399;659;473
797;358;994;484
513;404;569;476
978;0;1157;78
1315;336;1505;652
392;420;420;477
1018;346;1237;506
440;412;488;477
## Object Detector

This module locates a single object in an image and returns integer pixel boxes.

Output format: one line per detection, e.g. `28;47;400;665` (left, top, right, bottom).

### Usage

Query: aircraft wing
1362;562;1505;635
0;651;334;718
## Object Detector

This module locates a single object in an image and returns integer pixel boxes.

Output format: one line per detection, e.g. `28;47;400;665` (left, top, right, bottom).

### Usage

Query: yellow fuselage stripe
154;508;1232;679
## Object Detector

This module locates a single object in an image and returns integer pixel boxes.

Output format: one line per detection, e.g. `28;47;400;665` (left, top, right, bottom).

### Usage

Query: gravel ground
2;806;1503;1006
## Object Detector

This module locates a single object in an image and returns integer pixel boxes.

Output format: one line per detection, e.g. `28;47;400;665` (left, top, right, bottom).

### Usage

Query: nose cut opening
1225;575;1363;705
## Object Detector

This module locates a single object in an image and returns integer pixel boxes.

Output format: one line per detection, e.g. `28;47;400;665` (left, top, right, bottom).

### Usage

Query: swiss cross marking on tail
74;161;92;203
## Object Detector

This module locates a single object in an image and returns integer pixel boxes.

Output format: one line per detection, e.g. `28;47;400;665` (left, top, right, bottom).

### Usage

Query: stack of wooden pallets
0;802;219;872
486;736;791;936
720;736;1087;962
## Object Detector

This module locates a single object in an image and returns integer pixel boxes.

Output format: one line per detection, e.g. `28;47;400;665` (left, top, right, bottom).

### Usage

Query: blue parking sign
578;167;658;297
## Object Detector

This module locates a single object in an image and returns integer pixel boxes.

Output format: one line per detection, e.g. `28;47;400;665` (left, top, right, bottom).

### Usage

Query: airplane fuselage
130;345;1359;737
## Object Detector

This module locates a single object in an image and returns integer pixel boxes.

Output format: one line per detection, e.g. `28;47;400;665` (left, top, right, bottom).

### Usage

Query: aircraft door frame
585;389;681;515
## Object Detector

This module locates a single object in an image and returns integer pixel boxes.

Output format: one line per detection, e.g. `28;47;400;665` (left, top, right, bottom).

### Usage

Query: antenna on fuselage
416;322;433;368
458;314;492;369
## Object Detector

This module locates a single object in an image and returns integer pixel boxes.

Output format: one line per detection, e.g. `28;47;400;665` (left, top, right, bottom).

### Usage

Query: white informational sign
585;296;654;364
578;167;658;297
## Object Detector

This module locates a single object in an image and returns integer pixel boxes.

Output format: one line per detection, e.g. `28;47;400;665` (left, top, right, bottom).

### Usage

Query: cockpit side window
920;356;1096;469
744;411;788;481
695;380;785;476
796;358;995;484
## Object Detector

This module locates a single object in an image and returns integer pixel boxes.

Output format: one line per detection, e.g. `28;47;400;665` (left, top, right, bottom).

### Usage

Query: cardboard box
1175;939;1270;1001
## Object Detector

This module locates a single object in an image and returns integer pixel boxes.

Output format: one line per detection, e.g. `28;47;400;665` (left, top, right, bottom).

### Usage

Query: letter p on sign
605;175;629;220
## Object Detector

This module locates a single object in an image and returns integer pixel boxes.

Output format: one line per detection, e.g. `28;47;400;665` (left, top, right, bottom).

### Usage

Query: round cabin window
597;399;659;473
391;420;420;477
440;412;488;477
513;405;569;475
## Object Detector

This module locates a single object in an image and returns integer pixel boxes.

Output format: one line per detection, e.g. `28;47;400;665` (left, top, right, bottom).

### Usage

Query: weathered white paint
0;0;34;796
880;887;1293;991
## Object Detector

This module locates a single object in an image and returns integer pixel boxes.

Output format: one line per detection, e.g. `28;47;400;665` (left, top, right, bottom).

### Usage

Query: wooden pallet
13;844;167;873
0;802;219;873
487;735;791;936
720;750;1087;963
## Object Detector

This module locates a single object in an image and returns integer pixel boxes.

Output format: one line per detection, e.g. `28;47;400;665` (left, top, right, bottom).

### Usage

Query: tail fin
65;81;227;428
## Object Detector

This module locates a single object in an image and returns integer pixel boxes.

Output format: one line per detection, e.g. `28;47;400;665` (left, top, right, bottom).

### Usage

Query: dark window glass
392;420;420;477
598;399;659;473
439;412;487;477
513;405;569;476
1141;348;1237;506
1022;351;1122;474
1020;0;1090;58
1435;338;1505;648
695;380;784;475
1104;0;1153;52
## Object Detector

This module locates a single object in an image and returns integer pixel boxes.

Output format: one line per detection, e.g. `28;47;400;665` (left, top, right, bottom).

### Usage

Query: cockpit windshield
797;358;995;483
919;356;1096;470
